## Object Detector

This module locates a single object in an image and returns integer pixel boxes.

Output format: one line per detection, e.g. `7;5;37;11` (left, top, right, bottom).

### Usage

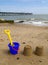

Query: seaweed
0;19;14;23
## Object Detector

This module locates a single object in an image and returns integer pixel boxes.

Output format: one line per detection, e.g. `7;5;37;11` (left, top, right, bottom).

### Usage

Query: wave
14;18;48;26
22;20;48;26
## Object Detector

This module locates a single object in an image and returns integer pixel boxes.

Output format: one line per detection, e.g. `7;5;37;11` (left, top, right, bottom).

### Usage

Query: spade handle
4;30;13;46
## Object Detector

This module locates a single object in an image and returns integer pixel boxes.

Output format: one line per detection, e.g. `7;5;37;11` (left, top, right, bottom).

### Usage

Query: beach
0;23;48;65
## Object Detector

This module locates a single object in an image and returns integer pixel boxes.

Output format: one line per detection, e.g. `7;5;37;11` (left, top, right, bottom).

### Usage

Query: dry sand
0;23;48;65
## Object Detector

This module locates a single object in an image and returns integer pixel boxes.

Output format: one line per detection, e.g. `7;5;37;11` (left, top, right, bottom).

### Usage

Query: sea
0;14;48;26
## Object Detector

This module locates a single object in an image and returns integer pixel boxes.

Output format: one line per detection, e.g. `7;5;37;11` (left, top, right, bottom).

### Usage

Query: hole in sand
17;57;20;60
22;42;26;44
39;60;42;62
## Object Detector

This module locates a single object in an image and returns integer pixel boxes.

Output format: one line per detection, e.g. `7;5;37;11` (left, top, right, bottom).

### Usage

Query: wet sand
0;23;48;65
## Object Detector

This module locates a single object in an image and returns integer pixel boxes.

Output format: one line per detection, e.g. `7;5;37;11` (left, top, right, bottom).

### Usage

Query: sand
0;23;48;65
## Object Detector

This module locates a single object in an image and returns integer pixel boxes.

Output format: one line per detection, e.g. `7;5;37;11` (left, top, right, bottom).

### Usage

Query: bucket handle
12;47;19;53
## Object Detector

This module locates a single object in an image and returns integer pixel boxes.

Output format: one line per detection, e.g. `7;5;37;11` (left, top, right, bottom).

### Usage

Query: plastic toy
4;29;13;46
4;29;20;55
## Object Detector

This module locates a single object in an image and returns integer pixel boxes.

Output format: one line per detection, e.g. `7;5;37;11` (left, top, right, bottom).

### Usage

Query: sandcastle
23;45;32;56
23;45;44;56
35;46;43;56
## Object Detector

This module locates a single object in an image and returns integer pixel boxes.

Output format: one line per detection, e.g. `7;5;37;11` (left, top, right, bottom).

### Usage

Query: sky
0;0;48;14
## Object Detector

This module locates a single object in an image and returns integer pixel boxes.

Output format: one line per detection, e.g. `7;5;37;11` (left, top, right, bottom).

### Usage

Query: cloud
0;5;48;14
0;0;48;14
31;6;48;14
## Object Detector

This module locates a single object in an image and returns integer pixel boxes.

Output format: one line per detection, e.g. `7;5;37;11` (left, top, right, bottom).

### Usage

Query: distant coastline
0;12;33;16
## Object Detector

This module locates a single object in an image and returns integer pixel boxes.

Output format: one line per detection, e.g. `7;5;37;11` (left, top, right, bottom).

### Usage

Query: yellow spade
4;29;13;46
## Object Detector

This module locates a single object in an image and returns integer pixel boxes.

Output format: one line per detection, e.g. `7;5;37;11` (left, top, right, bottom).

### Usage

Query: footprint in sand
0;39;4;42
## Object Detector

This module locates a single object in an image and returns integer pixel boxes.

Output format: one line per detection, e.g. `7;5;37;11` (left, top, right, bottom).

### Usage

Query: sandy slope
0;23;48;65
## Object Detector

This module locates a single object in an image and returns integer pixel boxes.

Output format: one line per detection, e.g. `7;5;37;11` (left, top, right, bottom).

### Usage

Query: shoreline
14;20;48;27
0;22;48;28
